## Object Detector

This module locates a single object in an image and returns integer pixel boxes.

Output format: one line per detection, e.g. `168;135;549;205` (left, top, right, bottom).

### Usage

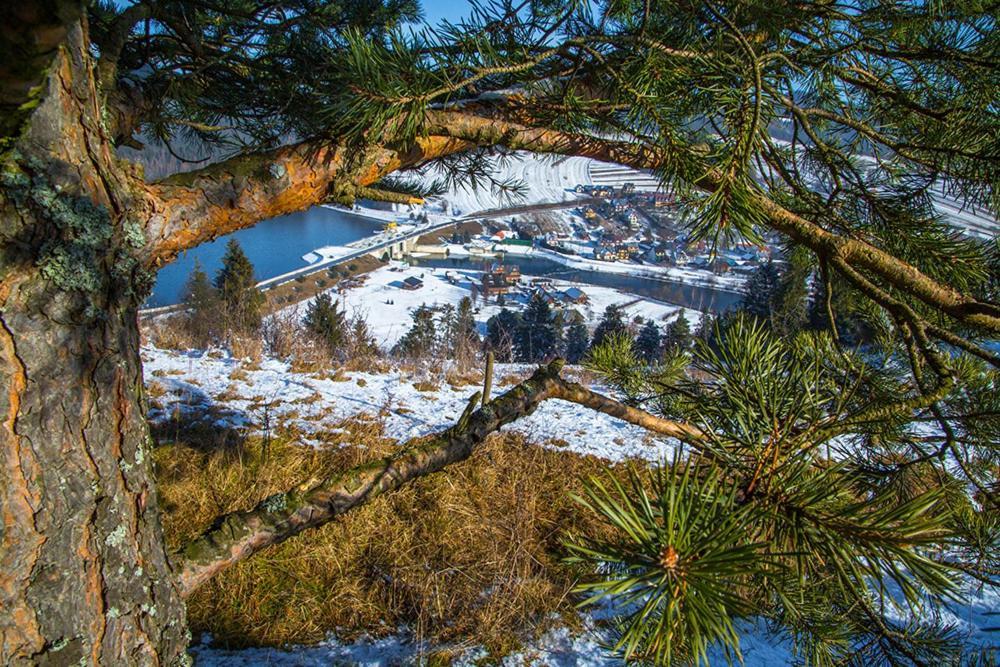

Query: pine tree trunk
0;19;189;666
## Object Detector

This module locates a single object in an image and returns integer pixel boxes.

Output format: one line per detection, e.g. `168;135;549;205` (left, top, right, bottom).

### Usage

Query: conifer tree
740;260;781;322
182;259;222;347
516;293;558;362
662;312;693;353
591;304;629;350
5;1;1000;659
395;305;437;359
215;239;265;335
564;319;590;364
347;315;380;365
485;308;520;362
453;296;480;362
808;272;872;345
437;303;457;358
771;249;811;337
303;293;348;357
635;319;663;363
552;309;567;357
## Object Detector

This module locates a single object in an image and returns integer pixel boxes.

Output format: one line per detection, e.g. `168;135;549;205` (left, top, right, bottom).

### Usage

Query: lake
147;206;382;307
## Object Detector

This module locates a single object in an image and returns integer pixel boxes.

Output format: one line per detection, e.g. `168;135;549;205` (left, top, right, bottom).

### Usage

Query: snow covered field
280;262;703;350
143;344;675;462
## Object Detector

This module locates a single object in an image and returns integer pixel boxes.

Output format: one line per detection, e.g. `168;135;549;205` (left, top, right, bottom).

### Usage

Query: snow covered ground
143;346;675;462
280;261;702;350
162;153;997;666
187;579;999;666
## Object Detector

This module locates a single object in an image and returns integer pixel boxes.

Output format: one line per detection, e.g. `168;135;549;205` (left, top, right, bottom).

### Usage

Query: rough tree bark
0;20;188;667
0;20;695;661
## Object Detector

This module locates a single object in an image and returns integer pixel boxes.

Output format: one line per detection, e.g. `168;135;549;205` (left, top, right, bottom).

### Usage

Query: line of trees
180;239;264;347
393;297;480;366
483;298;694;365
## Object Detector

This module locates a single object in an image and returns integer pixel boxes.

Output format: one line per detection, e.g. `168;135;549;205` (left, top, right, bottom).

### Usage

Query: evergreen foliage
485;308;520;362
515;293;558;362
740;260;780;322
591;304;629;351
394;305;437;359
564;319;590;364
82;1;1000;661
573;315;995;665
453;296;480;359
347;315;379;362
663;313;692;353
303;293;348;357
215;239;264;335
634;319;662;363
181;260;222;347
771;248;811;337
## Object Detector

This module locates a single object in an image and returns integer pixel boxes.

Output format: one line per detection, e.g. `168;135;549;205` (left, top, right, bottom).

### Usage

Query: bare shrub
143;315;199;351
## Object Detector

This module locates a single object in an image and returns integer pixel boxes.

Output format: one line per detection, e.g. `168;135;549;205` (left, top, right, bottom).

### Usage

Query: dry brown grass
154;418;627;657
142;315;195;350
412;380;440;393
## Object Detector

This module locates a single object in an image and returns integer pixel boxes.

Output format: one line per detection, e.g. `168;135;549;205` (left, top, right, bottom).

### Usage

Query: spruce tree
740;260;780;322
182;259;222;347
395;305;437;359
771;248;811;337
516;293;558;362
564;320;590;364
663;313;693;352
303;293;348;357
437;303;457;358
591;304;629;351
215;239;265;334
348;316;380;364
552;309;568;357
453;296;480;360
635;319;662;363
485;308;520;362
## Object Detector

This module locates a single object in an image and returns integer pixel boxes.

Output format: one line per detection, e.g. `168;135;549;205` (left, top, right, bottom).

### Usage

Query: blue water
147;206;382;307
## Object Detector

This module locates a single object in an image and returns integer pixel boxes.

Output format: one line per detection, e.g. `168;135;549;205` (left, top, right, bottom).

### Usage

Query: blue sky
419;0;475;25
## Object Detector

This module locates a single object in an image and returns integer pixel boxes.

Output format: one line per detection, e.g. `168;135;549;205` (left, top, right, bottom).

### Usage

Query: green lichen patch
1;158;153;310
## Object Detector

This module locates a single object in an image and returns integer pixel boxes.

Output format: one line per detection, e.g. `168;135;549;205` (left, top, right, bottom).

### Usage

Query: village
404;177;781;282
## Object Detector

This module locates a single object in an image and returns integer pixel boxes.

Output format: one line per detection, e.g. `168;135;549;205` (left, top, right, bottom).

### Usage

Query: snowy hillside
143;346;676;462
416;151;998;238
